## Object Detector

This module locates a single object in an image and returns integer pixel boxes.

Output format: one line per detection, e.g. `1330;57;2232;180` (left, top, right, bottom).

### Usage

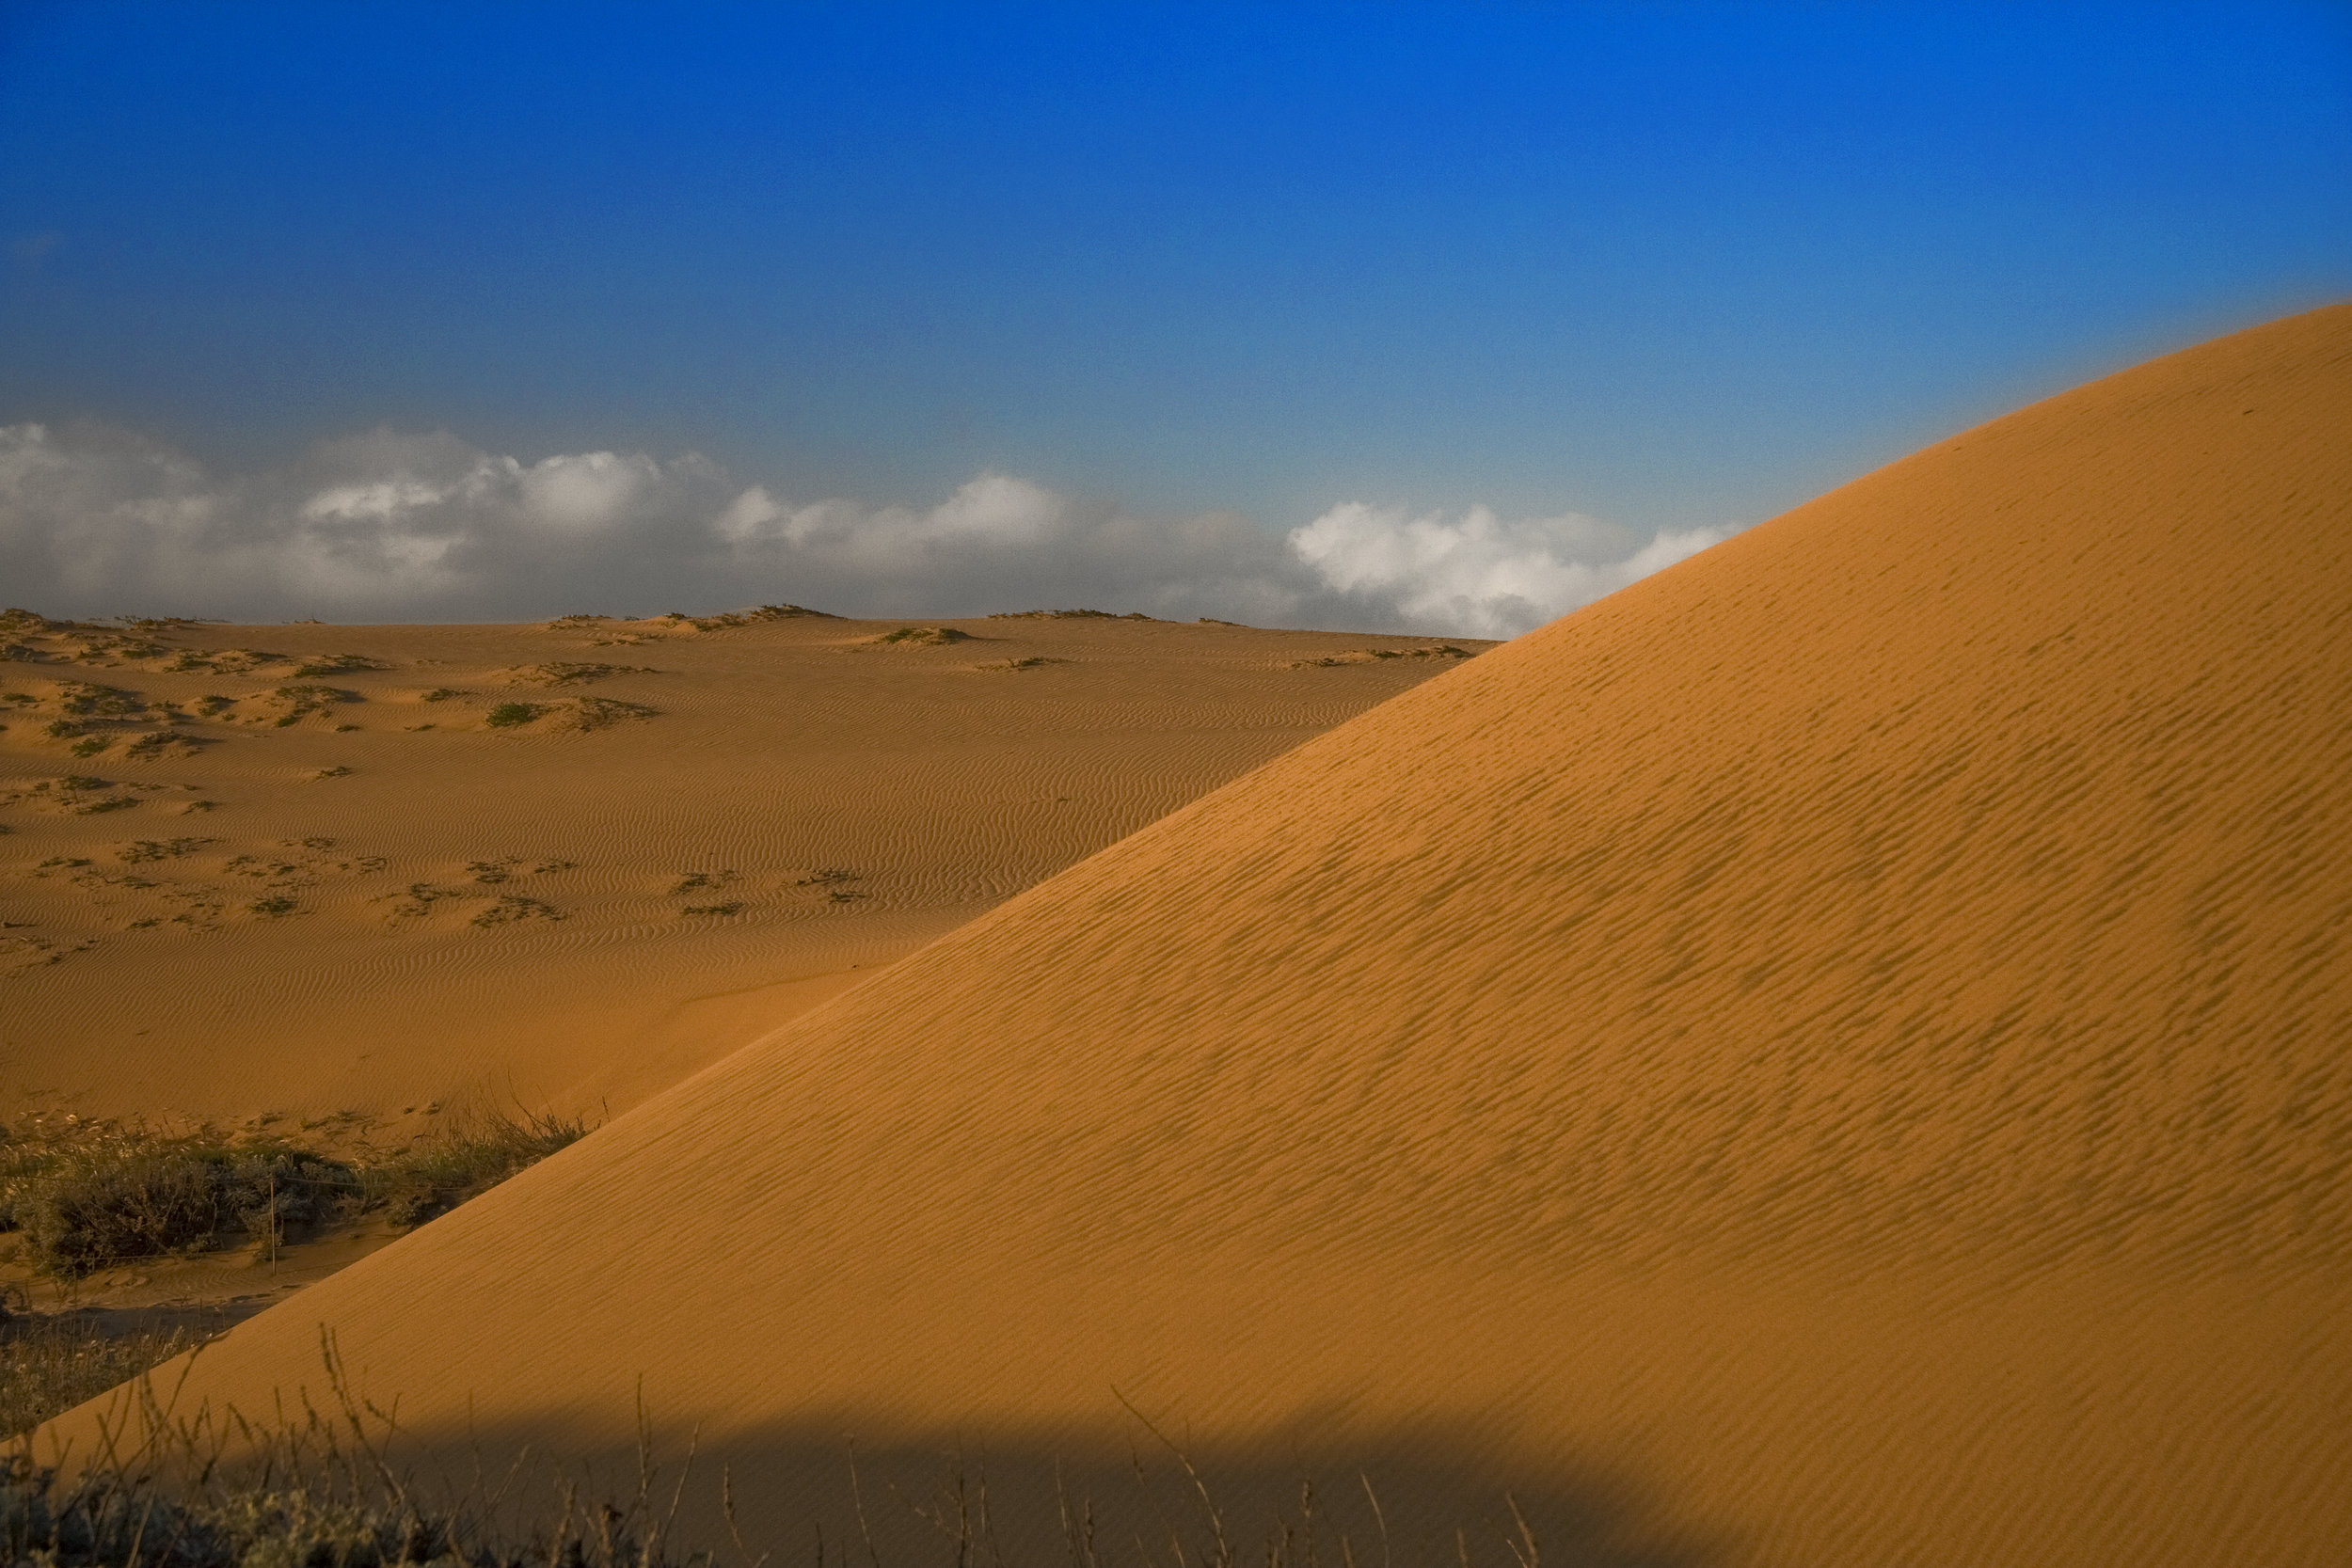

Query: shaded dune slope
59;305;2352;1566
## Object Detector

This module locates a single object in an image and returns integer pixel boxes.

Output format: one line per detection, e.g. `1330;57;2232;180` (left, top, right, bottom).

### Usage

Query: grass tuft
0;1302;202;1437
358;1107;587;1228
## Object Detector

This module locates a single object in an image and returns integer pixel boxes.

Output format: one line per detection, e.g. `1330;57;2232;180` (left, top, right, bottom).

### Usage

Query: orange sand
1;613;1478;1121
43;303;2352;1566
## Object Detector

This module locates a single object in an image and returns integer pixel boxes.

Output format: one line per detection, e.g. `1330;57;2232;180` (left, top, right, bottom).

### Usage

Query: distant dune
0;610;1481;1121
44;303;2352;1567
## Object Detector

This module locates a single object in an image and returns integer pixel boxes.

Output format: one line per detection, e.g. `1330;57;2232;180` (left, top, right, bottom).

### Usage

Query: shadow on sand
40;1365;1728;1568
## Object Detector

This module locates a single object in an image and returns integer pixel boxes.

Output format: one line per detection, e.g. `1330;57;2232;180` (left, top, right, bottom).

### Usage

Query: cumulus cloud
1290;502;1724;640
0;420;1727;637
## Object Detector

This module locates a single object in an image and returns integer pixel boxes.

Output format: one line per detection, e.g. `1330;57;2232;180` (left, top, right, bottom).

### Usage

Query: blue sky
2;2;2347;629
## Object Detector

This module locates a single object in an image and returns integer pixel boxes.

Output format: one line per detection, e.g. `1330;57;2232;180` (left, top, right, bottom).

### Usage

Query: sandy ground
0;611;1483;1122
39;303;2352;1568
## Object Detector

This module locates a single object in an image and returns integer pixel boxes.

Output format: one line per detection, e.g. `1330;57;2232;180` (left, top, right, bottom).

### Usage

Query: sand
40;302;2352;1567
1;611;1482;1122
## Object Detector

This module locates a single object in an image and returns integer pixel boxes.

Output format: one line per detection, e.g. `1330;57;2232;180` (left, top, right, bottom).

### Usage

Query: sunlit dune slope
0;611;1481;1119
58;303;2352;1566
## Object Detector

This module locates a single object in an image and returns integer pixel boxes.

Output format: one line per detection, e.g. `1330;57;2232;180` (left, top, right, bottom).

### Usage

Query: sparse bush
652;604;834;631
264;685;358;726
0;1127;358;1278
987;608;1155;620
0;1110;589;1280
358;1108;587;1227
544;698;656;732
124;732;209;759
290;654;390;677
469;895;561;927
869;626;969;646
1289;645;1471;669
504;662;654;686
56;684;147;718
116;840;216;864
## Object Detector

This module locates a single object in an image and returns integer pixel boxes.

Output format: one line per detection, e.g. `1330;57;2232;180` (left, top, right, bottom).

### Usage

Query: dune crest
48;303;2352;1566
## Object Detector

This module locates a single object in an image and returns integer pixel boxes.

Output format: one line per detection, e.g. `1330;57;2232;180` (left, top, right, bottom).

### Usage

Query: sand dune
45;303;2352;1566
1;611;1480;1121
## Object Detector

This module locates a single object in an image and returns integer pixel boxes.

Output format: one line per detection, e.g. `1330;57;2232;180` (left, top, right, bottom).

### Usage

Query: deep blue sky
4;1;2348;536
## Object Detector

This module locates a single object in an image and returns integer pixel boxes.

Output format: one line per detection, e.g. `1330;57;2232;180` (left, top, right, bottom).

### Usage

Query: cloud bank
0;422;1725;638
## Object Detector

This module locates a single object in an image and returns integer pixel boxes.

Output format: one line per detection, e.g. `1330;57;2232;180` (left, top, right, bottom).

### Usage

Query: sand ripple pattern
46;305;2352;1568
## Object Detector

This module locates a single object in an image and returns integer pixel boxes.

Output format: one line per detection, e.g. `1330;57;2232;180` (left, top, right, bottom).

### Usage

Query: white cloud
1287;502;1724;639
0;420;1728;637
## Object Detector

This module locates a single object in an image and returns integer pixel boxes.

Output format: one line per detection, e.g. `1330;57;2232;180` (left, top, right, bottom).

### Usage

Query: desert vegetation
1288;647;1471;669
289;656;393;678
0;1306;205;1440
0;1108;587;1283
501;664;657;687
484;698;658;732
5;1340;1566;1568
973;657;1070;673
987;610;1157;621
867;626;969;647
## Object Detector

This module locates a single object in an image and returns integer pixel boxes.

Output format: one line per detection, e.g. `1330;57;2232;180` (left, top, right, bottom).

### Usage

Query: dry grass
0;1306;203;1438
2;1335;749;1566
6;1340;1560;1568
0;1110;589;1280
